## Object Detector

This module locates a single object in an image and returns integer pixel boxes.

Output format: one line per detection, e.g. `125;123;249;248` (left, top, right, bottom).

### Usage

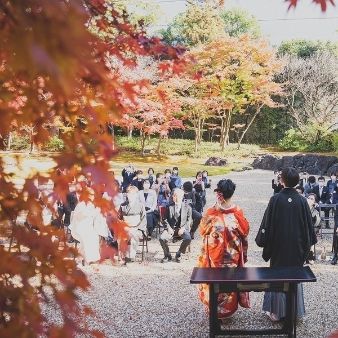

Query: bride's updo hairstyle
214;179;236;200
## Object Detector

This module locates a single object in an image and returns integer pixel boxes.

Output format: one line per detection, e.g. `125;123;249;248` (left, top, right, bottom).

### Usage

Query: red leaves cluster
0;0;183;336
286;0;335;11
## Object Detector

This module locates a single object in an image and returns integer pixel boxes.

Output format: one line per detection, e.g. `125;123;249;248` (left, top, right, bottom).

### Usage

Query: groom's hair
281;167;299;188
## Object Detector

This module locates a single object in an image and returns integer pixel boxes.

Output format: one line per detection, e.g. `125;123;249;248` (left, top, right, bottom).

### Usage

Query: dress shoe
331;255;337;265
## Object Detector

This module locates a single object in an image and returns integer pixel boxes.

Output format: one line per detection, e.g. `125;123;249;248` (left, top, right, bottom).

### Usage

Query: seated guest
159;188;192;263
121;164;135;193
141;179;158;237
193;171;206;214
70;188;109;265
119;186;147;263
257;167;316;321
202;170;211;188
153;173;171;208
131;170;144;191
272;170;283;195
306;193;320;264
304;175;317;196
198;179;250;319
147;168;156;188
182;181;202;239
313;176;331;228
169;166;182;191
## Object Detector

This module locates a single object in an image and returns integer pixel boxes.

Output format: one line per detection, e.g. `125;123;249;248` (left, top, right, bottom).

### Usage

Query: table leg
209;284;218;338
288;283;297;338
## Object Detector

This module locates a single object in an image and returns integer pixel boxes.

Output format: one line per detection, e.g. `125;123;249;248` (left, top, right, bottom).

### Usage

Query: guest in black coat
327;172;337;194
312;176;331;228
256;167;316;321
182;181;202;239
131;170;144;191
121;164;136;192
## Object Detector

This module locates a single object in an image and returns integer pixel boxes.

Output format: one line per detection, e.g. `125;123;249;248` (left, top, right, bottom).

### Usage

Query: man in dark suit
327;172;338;195
257;167;316;321
313;176;331;228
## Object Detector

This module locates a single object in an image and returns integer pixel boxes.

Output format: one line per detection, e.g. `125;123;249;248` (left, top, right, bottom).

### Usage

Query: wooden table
190;266;316;338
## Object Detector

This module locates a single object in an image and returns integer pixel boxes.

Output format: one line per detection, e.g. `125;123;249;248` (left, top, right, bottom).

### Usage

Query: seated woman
197;179;250;319
159;188;192;263
119;185;147;263
70;187;109;265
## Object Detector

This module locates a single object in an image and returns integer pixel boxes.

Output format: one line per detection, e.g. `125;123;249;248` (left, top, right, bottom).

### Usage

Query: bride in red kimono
197;179;250;319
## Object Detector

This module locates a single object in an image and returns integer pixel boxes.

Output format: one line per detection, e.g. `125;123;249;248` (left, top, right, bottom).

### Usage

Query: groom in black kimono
256;167;317;321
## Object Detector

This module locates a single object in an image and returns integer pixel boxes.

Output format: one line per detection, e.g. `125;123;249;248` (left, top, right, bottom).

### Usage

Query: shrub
279;129;305;151
279;126;335;152
9;132;30;151
43;136;64;151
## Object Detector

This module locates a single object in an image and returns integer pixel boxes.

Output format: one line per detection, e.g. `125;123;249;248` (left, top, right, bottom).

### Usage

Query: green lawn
0;137;263;178
113;136;262;177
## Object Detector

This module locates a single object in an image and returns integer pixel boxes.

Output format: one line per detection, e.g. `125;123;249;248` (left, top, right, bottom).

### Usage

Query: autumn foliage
0;0;333;337
0;1;182;336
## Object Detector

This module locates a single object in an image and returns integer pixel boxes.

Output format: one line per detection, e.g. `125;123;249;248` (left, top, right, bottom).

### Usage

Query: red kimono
197;204;250;318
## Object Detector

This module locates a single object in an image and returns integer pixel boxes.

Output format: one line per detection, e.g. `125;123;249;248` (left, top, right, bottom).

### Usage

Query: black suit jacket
312;185;330;204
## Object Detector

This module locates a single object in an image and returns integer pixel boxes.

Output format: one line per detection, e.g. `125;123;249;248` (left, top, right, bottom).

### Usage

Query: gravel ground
75;170;338;338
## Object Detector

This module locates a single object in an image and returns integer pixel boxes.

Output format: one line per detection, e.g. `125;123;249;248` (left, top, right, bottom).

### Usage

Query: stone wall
252;154;338;175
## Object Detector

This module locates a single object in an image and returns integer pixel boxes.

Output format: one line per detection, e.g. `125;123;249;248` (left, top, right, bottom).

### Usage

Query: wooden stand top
190;266;316;284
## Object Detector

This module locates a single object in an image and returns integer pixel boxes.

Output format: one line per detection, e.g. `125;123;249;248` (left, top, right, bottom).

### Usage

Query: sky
150;0;338;45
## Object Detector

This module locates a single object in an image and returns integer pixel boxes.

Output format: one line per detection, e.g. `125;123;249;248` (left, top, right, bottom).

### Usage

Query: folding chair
138;229;148;261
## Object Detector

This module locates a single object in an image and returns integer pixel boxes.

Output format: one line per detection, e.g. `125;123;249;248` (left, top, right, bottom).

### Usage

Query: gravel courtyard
76;170;338;338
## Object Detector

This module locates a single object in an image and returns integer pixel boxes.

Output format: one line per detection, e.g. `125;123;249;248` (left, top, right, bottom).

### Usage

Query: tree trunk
29;130;34;153
128;127;133;138
140;134;146;156
223;111;232;148
219;118;224;146
237;107;262;149
7;132;13;151
156;136;162;156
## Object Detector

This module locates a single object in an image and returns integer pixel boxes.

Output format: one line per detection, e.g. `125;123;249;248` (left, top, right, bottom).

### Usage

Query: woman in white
70;188;109;265
120;186;147;262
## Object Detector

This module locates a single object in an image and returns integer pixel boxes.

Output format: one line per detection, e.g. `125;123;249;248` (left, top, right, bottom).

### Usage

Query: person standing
121;164;135;193
304;175;317;197
131;170;144;191
256;167;316;321
141;179;158;237
312;176;331;228
193;171;206;214
272;170;283;195
198;179;250;319
119;186;147;263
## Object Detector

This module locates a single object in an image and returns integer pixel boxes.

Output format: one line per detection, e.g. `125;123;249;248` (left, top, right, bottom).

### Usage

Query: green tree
278;39;338;58
159;2;225;47
221;8;261;38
